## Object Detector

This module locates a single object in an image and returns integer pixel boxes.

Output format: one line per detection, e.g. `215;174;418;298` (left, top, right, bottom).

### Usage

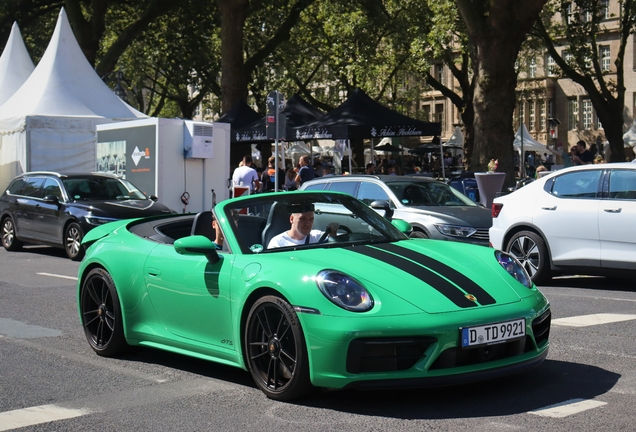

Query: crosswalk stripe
36;272;78;280
551;313;636;327
0;405;88;431
529;398;607;418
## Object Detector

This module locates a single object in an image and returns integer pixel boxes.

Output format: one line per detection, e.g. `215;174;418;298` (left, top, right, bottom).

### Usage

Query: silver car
300;175;491;246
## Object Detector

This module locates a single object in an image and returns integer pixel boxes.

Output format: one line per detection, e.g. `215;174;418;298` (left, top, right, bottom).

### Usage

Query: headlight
495;251;533;288
84;216;118;226
434;224;476;238
315;270;374;312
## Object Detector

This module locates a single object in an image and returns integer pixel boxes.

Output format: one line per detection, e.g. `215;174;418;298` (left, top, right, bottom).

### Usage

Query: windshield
220;192;408;254
387;181;478;207
62;177;148;201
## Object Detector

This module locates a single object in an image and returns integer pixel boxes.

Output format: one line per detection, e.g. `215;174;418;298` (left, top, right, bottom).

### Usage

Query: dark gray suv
301;175;491;246
1;172;173;260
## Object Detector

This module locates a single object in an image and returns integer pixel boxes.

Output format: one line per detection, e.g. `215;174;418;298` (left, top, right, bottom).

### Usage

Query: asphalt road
1;245;635;431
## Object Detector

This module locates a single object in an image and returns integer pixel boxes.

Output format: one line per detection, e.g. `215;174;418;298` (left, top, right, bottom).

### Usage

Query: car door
31;177;65;244
599;168;636;270
11;176;46;240
144;244;235;349
533;169;603;267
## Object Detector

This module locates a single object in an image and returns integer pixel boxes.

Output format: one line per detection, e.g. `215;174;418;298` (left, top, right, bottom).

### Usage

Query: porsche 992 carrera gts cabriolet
78;191;551;401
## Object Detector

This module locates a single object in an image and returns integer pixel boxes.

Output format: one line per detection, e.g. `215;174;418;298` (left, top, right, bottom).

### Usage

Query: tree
534;0;636;162
455;0;548;184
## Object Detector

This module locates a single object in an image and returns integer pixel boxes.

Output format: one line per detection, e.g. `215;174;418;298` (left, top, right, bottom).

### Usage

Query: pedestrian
261;156;285;192
572;140;594;165
232;155;261;194
295;155;315;188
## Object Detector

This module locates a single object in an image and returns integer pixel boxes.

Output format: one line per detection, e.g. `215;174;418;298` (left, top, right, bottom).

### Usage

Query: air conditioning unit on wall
184;120;214;158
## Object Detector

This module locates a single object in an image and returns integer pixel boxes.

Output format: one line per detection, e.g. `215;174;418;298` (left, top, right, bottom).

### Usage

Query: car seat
261;202;291;248
191;211;216;242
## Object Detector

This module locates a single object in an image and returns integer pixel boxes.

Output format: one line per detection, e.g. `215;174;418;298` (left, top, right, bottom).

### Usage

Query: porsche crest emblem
465;294;477;302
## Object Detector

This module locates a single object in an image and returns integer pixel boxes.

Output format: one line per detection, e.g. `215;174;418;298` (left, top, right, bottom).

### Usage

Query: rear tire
1;217;23;251
245;295;313;401
80;268;128;357
506;230;551;285
410;230;428;239
65;222;84;261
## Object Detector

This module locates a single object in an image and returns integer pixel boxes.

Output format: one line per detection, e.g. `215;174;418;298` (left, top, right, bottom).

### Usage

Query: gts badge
221;339;234;346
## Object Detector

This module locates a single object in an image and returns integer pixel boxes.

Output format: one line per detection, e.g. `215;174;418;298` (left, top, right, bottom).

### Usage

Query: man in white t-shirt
232;155;261;192
268;205;339;248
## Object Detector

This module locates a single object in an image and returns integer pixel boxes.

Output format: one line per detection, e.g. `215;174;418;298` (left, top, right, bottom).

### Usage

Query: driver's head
290;211;315;237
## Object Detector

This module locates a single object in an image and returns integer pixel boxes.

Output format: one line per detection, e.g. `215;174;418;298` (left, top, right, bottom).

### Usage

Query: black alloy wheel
65;222;84;260
506;230;550;285
1;217;23;251
410;230;428;239
80;268;127;356
245;295;312;401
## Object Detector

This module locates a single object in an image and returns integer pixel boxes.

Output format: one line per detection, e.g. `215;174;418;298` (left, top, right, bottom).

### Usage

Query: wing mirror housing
174;235;220;264
369;200;393;221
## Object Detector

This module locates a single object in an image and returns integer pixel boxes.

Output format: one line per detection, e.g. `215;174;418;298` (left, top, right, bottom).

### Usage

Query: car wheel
245;295;313;401
506;230;551;285
1;217;23;251
65;222;84;261
80;268;128;357
410;230;428;239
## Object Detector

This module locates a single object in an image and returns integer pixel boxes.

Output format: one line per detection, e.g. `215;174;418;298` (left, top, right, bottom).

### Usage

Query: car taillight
492;203;503;218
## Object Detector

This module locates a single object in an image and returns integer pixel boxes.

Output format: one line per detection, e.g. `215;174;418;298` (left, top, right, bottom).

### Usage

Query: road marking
0;318;62;338
0;405;88;431
36;272;78;281
529;398;607;418
552;313;636;327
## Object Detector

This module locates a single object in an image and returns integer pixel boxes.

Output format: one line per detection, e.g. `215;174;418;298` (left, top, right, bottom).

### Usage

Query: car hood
400;206;492;228
282;240;523;314
69;199;173;219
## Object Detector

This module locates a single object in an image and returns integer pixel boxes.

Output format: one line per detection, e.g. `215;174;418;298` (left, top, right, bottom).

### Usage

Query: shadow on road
542;275;635;293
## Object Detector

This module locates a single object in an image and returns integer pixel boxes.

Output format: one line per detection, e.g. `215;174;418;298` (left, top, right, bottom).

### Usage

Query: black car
1;172;173;260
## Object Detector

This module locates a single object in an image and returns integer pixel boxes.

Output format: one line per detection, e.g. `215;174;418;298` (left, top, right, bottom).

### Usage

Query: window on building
568;99;579;130
601;0;610;19
600;45;611;72
422;105;430;122
435;104;445;133
540;101;547;131
529;101;536;131
564;3;574;24
435;64;444;84
563;50;573;65
546;55;558;76
518;101;525;127
582;100;593;129
529;58;537;78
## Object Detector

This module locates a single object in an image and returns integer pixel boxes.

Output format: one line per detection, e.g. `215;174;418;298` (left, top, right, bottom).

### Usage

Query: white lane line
529;398;607;418
552;313;636;327
0;405;88;431
36;272;78;281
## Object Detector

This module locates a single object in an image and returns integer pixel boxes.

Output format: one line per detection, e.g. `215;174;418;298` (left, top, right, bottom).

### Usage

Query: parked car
78;190;550;401
300;175;492;246
490;163;636;284
1;172;173;260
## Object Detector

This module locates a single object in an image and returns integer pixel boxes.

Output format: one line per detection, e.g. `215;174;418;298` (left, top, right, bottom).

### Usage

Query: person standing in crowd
232;155;261;193
313;160;324;177
284;167;297;191
572;140;594;165
365;163;376;174
261;155;285;192
295;155;315;188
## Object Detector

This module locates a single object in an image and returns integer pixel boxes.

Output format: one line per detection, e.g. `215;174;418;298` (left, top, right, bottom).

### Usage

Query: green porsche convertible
78;191;551;401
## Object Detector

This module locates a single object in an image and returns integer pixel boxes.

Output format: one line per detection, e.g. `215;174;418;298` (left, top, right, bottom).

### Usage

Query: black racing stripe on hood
375;243;496;306
347;245;477;308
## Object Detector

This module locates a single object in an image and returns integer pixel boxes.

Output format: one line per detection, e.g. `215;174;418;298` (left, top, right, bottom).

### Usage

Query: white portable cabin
96;118;231;214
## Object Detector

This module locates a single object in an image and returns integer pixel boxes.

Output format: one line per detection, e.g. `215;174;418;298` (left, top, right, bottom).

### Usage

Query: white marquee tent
513;124;559;155
0;22;34;106
622;121;636;148
0;8;145;190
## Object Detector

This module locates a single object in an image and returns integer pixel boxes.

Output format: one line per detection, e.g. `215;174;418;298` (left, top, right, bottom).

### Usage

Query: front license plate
461;318;526;348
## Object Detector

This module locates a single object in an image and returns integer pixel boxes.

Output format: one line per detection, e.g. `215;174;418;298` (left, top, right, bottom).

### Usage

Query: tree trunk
217;0;249;113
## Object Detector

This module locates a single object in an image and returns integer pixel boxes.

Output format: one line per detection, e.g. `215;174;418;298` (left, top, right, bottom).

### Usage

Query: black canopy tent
293;88;441;141
232;94;325;143
216;100;264;168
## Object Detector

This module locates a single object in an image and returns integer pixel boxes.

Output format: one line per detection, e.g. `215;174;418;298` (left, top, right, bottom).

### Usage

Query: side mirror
174;235;220;264
369;200;393;221
391;219;412;235
42;195;60;205
150;195;158;202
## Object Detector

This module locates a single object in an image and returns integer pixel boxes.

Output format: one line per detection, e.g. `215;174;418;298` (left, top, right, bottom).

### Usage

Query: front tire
65;222;84;260
410;230;428;239
245;295;313;401
506;230;551;285
1;217;23;251
80;268;128;356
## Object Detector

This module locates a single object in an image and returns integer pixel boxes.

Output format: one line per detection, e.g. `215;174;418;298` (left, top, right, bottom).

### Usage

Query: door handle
147;267;161;276
541;206;557;210
603;208;622;213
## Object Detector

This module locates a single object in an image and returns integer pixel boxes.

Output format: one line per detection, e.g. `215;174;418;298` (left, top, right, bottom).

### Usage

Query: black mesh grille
532;309;551;346
430;337;529;370
346;337;436;374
